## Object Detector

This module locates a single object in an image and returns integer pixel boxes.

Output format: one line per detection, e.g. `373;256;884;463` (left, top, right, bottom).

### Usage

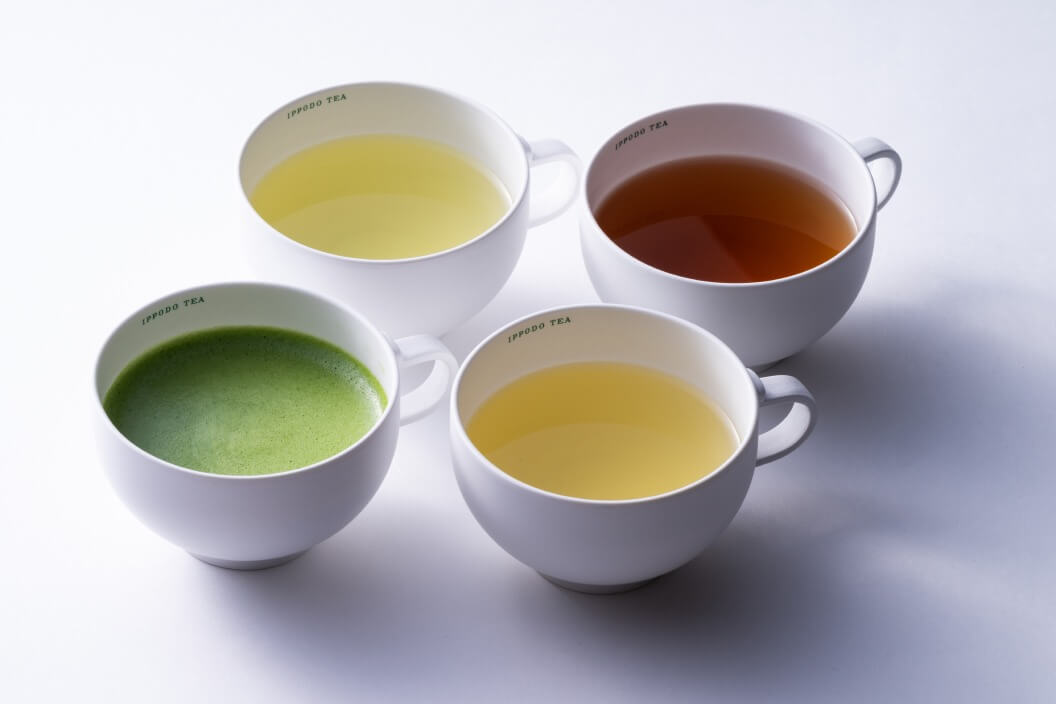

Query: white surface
2;1;1054;701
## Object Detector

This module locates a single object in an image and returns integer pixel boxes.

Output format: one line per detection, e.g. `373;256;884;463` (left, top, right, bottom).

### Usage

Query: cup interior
94;283;399;418
585;104;876;235
454;305;759;478
239;82;528;222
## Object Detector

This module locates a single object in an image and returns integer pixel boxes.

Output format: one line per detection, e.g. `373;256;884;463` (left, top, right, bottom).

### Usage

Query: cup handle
853;137;902;210
750;371;818;465
524;138;582;227
393;335;458;425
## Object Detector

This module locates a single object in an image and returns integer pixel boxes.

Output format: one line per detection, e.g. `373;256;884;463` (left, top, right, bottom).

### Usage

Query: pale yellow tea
250;134;510;259
466;362;739;500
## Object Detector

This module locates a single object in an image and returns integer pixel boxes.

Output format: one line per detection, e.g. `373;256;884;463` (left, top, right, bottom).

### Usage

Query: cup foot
539;572;656;594
190;550;309;570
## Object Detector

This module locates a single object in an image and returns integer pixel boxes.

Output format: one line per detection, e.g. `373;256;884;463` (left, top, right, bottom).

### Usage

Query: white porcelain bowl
93;281;455;569
450;304;817;592
240;81;580;338
580;103;901;369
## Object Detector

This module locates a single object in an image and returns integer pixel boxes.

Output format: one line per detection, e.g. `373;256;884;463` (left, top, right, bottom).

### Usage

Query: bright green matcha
103;326;387;476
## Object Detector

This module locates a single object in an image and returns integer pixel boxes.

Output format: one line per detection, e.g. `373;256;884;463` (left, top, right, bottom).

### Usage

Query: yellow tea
466;362;738;500
250;134;510;259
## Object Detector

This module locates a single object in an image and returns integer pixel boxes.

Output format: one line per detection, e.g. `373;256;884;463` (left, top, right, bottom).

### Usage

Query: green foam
103;326;387;476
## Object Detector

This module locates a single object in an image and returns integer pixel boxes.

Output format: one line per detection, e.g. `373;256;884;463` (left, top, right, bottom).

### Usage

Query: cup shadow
187;495;906;696
763;284;1042;485
188;285;1050;696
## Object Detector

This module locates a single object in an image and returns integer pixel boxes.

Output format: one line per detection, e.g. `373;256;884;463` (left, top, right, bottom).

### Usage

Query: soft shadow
763;283;1047;484
186;284;1054;697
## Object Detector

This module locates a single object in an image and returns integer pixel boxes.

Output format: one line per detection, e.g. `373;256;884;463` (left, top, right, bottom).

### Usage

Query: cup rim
582;101;879;288
238;80;530;265
450;302;760;505
92;280;400;482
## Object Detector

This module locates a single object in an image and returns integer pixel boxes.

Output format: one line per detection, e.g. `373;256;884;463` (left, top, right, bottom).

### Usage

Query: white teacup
93;282;456;569
240;81;581;338
580;104;902;369
449;304;817;593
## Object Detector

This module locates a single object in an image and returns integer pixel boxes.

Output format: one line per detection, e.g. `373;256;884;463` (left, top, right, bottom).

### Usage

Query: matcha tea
466;362;738;500
249;134;511;259
103;327;387;476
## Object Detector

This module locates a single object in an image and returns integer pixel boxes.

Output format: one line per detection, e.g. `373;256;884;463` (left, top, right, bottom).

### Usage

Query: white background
3;1;1055;701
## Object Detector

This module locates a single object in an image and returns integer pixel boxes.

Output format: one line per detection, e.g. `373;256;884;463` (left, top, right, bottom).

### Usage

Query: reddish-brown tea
594;156;857;283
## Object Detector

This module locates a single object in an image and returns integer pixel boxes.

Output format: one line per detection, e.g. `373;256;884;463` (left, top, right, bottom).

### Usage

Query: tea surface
104;327;387;476
466;362;738;500
595;156;857;283
250;134;510;259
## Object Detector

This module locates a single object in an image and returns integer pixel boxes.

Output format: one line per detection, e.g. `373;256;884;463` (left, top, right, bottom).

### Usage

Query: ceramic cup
240;81;581;338
580;104;902;369
93;281;457;569
449;304;817;593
